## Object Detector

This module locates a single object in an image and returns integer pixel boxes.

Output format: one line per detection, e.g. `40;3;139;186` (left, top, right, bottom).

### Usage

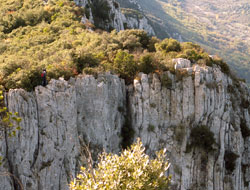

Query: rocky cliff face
117;0;155;35
128;60;250;190
122;10;155;36
0;59;250;190
0;74;125;190
74;0;155;35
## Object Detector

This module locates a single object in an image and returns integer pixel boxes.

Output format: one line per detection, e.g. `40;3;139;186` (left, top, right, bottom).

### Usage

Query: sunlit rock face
0;74;125;190
0;59;250;190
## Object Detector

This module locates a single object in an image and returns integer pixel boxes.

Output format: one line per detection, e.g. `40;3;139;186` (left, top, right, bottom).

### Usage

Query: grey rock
0;60;249;190
74;0;155;35
173;58;191;69
122;15;155;36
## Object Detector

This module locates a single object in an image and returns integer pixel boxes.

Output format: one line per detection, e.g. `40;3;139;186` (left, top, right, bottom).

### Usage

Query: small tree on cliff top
70;139;171;190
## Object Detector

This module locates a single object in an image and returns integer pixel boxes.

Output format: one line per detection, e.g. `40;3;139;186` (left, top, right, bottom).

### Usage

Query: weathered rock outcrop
74;0;125;31
0;74;125;190
74;0;155;35
117;0;155;35
128;63;250;190
122;11;155;36
0;59;250;190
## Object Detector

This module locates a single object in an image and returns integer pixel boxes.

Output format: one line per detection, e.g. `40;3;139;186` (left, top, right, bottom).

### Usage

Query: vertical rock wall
128;61;250;190
0;75;125;190
74;0;155;35
0;60;249;190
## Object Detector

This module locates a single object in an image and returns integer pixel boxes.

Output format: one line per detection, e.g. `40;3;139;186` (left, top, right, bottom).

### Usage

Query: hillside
135;0;250;83
0;0;236;91
0;1;250;190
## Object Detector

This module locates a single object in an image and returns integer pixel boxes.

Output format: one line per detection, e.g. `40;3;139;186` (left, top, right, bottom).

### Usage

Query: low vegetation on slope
0;0;235;91
136;0;250;83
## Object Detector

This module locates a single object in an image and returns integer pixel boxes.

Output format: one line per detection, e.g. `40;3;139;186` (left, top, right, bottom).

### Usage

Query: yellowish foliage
70;139;171;190
0;90;22;137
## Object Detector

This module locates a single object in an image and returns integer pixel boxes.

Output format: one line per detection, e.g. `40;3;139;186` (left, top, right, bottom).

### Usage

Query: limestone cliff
121;9;155;36
117;0;155;35
74;0;155;35
0;59;250;190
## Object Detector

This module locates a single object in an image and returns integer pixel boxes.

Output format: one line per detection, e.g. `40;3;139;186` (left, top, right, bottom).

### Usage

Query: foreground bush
70;139;171;190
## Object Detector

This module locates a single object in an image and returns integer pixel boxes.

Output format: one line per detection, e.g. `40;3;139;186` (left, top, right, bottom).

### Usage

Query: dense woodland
0;0;238;91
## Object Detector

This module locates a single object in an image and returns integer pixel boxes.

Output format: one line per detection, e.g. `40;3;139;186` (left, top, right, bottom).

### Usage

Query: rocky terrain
0;59;250;190
0;0;250;189
75;0;155;35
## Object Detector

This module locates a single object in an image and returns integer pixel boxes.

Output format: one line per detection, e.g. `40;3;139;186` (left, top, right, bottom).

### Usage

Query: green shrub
70;139;171;190
123;30;150;49
47;62;77;81
82;67;99;78
181;42;202;51
202;54;214;67
19;67;45;91
176;53;188;59
179;42;211;64
116;30;151;51
0;90;22;166
183;49;202;63
212;56;230;75
138;54;155;74
3;65;43;91
148;124;155;133
155;38;181;54
113;50;138;81
189;125;216;152
0;90;22;136
224;150;239;173
148;36;160;52
72;52;99;73
0;61;22;77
